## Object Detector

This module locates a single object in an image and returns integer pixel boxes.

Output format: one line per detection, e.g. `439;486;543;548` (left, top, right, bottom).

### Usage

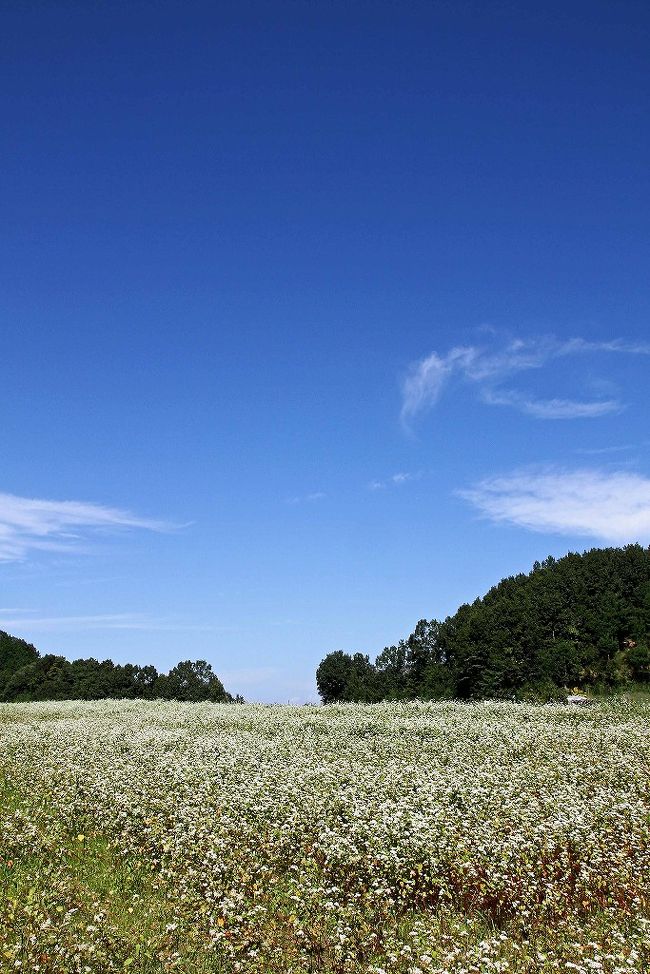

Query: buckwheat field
1;699;648;974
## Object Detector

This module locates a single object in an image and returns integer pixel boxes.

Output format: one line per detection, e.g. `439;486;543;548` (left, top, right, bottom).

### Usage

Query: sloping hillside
317;545;650;702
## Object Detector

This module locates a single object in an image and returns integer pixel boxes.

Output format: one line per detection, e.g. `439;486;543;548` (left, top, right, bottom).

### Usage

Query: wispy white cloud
368;471;418;490
0;493;173;562
458;467;650;543
557;338;650;356
400;350;458;419
481;389;622;419
575;443;641;456
286;491;327;505
400;336;649;425
0;611;236;633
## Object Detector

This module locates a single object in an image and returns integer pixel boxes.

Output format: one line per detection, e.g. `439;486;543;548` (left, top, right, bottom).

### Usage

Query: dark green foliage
317;545;650;702
316;651;353;703
153;659;230;702
0;631;235;703
625;642;650;682
316;651;376;703
0;631;39;696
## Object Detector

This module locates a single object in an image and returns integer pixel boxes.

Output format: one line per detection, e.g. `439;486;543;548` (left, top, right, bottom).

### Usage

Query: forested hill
317;545;650;703
0;630;238;703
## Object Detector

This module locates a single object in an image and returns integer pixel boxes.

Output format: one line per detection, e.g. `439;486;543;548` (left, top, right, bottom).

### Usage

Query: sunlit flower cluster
1;698;649;972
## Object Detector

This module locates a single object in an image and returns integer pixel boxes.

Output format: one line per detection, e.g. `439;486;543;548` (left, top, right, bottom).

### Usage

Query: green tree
375;643;409;699
0;631;39;695
625;643;650;682
316;544;650;702
161;660;231;702
316;651;358;703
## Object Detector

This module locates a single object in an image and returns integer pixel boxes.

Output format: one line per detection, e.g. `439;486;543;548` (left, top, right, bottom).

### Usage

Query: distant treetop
0;634;240;704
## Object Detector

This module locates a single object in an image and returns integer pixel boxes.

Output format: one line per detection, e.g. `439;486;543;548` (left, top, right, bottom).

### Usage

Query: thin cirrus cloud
286;491;327;505
0;611;235;633
369;472;418;490
400;336;650;426
481;388;621;419
0;492;173;562
576;443;643;456
458;467;650;544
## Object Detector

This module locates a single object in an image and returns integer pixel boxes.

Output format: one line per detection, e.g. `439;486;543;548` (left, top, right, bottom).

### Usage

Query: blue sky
2;1;649;701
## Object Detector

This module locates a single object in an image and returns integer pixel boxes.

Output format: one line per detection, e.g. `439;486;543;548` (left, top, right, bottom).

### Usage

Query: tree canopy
0;634;239;704
317;545;650;703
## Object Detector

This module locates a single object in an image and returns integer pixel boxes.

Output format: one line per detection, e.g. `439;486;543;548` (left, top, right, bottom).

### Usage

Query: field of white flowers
0;699;648;974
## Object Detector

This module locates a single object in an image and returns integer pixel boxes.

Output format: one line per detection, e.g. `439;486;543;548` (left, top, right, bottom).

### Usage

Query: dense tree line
317;545;650;703
0;631;240;703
